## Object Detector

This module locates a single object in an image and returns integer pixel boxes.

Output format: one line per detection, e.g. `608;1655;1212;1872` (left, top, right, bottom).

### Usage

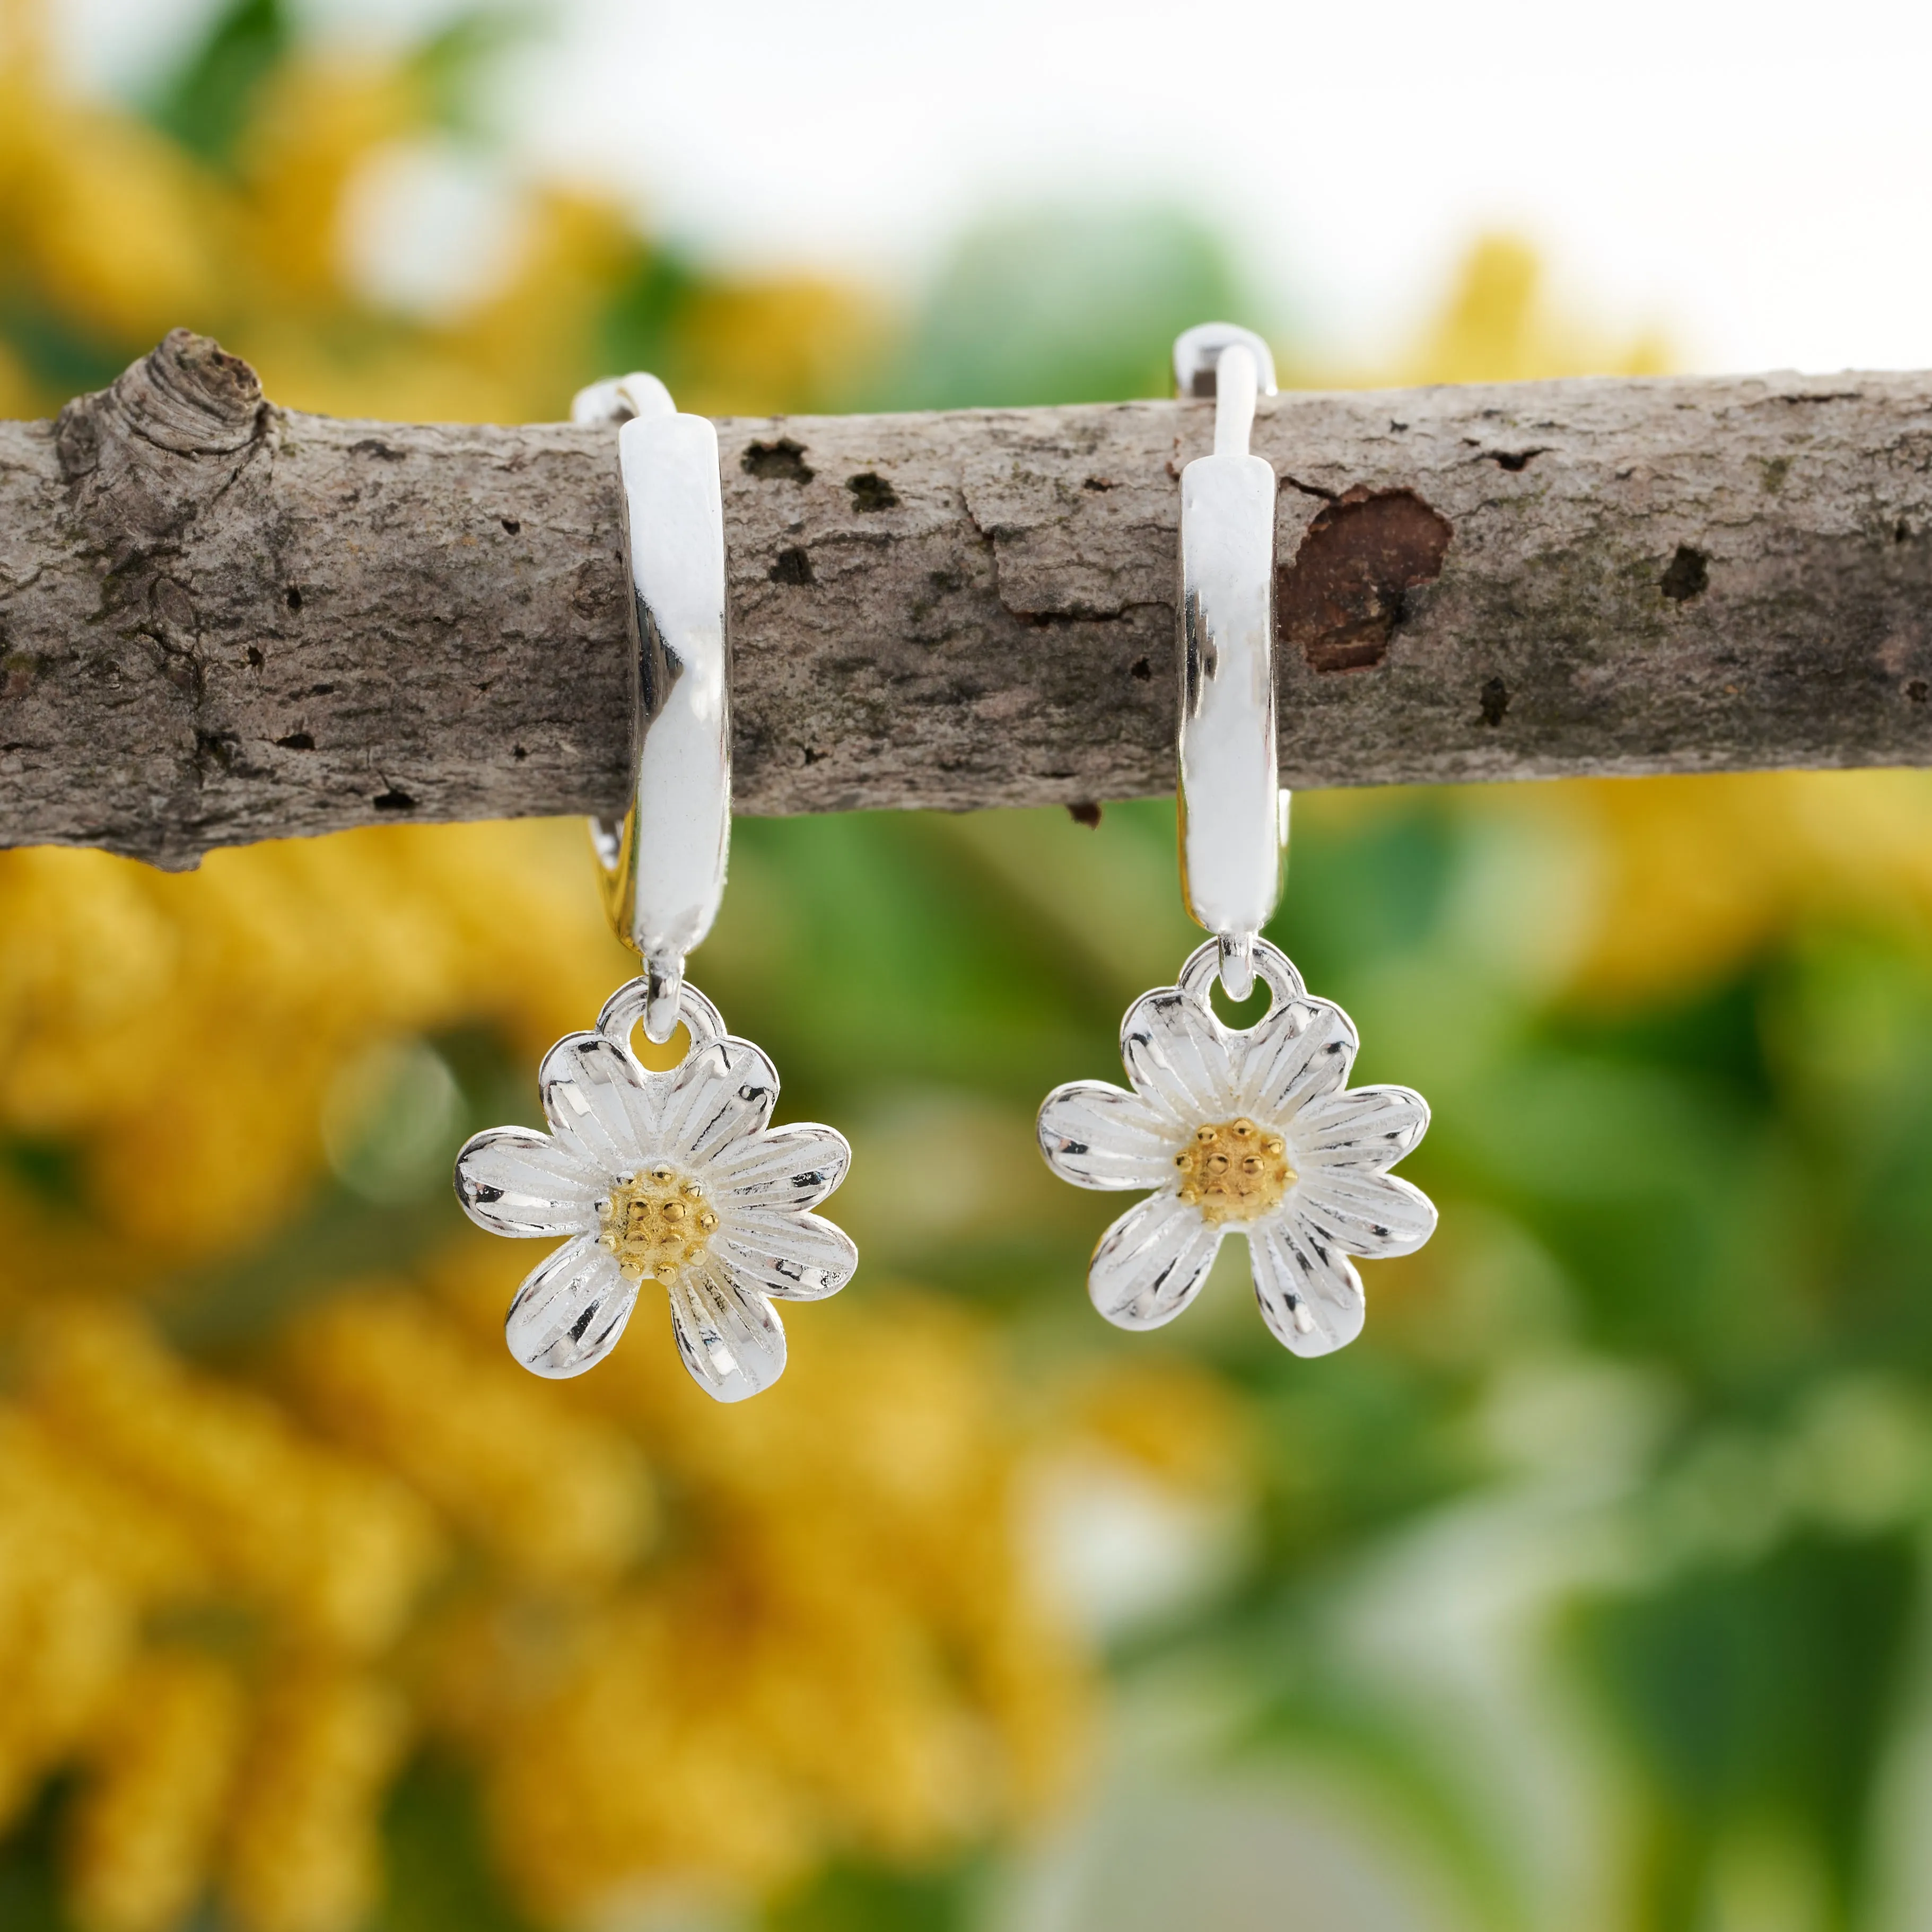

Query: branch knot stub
55;328;266;480
119;327;264;454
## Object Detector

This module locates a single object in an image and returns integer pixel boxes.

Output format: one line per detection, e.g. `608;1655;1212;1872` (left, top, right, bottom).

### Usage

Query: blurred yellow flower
1404;231;1670;386
0;820;627;1290
662;275;895;419
22;1300;443;1654
67;1651;246;1932
1543;769;1932;1008
0;1250;1111;1928
223;1666;409;1932
279;1283;656;1590
423;1248;1094;1920
0;53;215;347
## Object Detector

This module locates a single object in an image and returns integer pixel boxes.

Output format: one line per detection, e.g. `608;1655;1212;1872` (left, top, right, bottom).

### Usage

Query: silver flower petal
1088;1192;1225;1331
454;1126;603;1238
719;1209;859;1301
658;1033;781;1165
1120;987;1240;1123
1293;1084;1431;1173
539;1031;660;1175
1037;1079;1181;1191
669;1263;788;1401
1238;994;1358;1124
1291;1170;1438;1259
505;1233;639;1378
1249;1217;1365;1358
1037;937;1432;1359
709;1122;851;1212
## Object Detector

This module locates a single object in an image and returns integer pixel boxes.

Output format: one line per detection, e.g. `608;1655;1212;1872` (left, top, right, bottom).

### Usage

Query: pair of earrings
453;328;1437;1402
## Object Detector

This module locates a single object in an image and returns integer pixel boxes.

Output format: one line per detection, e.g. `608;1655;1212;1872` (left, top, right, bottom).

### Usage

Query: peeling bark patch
1278;486;1453;672
1662;545;1709;602
1479;677;1510;727
846;472;897;510
770;546;815;585
742;439;814;483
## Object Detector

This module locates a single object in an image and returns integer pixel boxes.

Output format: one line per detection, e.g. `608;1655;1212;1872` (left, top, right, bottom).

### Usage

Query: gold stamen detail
600;1169;720;1282
1173;1117;1295;1225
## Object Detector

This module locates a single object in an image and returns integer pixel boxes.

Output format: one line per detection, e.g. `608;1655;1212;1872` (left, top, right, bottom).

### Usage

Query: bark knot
56;329;264;479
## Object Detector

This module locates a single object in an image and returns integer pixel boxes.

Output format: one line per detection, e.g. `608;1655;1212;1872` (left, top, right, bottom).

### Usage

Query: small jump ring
596;974;727;1053
1218;931;1256;1002
1177;935;1303;1020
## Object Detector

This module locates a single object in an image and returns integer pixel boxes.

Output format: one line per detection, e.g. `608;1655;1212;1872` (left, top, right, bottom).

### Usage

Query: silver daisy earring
1036;325;1437;1354
452;374;857;1398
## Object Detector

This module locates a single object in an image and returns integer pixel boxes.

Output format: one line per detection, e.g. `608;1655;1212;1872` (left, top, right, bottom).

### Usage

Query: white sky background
49;0;1932;375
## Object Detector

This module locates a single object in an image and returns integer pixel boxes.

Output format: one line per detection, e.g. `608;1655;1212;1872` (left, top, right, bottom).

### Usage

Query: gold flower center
1174;1117;1295;1224
599;1165;720;1282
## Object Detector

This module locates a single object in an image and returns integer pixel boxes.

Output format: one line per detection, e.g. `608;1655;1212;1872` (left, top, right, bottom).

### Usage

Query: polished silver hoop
572;373;732;1044
1175;322;1284;1001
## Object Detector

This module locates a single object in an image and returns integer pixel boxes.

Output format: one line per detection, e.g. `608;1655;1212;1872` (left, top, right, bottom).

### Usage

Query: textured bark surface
5;331;1932;868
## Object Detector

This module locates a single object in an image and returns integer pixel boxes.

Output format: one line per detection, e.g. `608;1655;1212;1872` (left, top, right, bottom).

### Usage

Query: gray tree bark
4;330;1930;869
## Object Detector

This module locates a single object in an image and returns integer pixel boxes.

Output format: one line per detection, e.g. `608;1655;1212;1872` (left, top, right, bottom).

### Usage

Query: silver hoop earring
1035;325;1437;1354
452;375;858;1398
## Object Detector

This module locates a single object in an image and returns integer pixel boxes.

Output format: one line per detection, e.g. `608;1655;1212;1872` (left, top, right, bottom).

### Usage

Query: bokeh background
7;4;1932;1930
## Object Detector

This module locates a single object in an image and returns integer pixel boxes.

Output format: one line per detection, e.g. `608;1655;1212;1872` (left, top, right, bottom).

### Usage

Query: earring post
1213;345;1260;459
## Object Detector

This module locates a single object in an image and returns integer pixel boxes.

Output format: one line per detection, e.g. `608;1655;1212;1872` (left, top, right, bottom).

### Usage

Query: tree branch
4;330;1931;869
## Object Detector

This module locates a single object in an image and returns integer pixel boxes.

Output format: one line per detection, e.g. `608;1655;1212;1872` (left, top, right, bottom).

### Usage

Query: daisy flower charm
1037;938;1435;1354
454;977;855;1399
